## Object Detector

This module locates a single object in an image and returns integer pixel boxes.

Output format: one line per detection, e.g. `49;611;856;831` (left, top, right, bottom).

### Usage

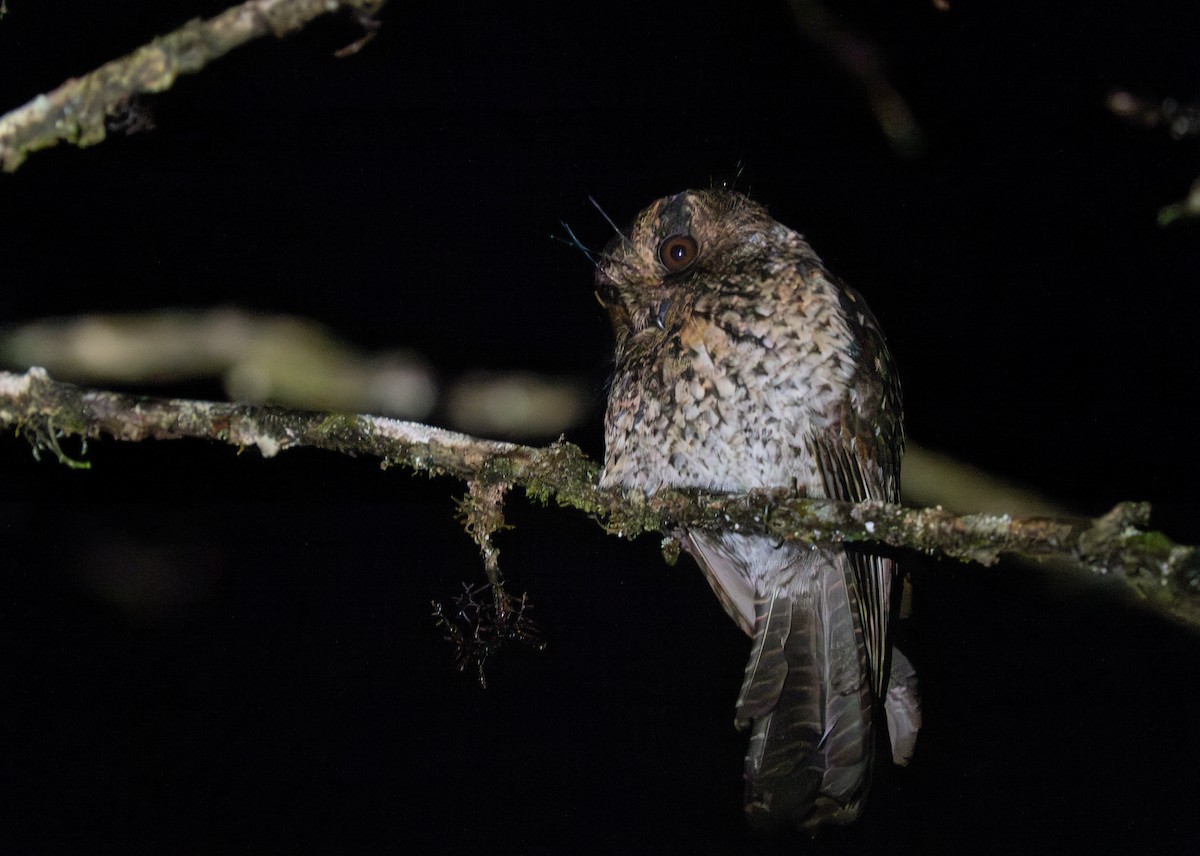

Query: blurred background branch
0;309;587;439
785;0;926;156
1108;89;1200;225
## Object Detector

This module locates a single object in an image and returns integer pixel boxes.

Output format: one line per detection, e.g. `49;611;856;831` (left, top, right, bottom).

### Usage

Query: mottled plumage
596;189;919;831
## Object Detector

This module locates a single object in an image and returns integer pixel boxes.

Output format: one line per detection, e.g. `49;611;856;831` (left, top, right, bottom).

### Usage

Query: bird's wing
807;435;895;699
808;276;904;699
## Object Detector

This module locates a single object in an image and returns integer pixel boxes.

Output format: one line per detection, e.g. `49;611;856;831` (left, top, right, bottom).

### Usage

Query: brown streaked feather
735;591;794;726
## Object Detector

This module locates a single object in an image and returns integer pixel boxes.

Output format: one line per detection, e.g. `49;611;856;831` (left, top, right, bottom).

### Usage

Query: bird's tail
736;553;874;832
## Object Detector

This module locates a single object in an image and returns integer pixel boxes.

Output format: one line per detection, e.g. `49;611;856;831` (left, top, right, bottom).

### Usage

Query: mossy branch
0;0;387;172
3;367;1198;629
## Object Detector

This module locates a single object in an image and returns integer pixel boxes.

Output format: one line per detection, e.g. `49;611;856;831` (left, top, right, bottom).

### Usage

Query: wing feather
805;281;903;700
808;435;895;699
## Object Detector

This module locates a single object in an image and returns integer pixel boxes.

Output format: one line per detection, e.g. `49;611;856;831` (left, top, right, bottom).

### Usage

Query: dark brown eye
658;235;698;273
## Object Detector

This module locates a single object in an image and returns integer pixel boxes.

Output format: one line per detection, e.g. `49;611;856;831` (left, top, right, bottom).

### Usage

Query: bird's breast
602;310;848;495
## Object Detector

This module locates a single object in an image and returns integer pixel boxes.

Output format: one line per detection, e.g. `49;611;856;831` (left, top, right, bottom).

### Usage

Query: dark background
2;1;1199;852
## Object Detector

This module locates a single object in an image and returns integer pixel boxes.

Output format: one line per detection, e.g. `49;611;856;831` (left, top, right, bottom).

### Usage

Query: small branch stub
460;479;511;586
433;478;545;686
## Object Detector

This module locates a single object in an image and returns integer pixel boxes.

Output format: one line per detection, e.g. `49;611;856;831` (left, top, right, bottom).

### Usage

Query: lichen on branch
2;367;1198;629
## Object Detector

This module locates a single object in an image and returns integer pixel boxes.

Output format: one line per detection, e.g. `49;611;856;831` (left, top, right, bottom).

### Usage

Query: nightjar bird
596;189;920;831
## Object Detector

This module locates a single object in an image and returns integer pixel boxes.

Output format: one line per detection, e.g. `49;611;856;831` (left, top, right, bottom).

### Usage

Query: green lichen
457;480;511;586
522;440;604;514
1124;529;1174;556
18;416;91;469
310;413;372;450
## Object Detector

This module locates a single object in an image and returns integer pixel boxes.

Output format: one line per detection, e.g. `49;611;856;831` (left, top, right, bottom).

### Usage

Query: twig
784;0;926;156
2;367;1197;628
0;0;387;172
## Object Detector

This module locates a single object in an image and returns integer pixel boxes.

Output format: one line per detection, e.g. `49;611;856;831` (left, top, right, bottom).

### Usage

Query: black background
1;1;1199;853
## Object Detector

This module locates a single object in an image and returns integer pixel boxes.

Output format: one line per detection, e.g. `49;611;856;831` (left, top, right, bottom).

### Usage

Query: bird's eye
658;235;698;273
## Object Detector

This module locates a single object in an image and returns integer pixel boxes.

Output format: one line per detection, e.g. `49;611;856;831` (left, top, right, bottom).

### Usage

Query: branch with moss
0;0;386;172
3;366;1197;631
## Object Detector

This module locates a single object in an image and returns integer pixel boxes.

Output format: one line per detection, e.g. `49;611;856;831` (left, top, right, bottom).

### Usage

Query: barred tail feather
737;552;874;831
